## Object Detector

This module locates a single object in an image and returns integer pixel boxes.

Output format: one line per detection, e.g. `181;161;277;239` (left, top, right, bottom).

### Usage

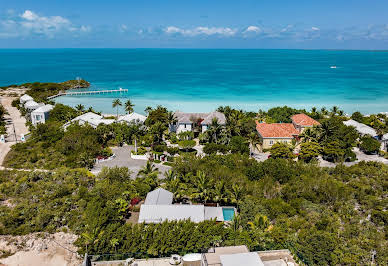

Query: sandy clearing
0;96;29;166
0;232;81;266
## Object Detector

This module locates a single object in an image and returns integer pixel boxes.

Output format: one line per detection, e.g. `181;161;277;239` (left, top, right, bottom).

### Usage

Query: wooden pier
47;88;128;99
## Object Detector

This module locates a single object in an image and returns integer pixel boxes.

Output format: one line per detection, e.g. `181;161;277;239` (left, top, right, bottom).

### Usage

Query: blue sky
1;0;388;49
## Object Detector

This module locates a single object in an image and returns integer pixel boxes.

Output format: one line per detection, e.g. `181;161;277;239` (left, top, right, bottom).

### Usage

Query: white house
170;111;226;134
138;188;227;224
343;119;378;138
31;104;53;125
64;112;115;129
20;94;33;104
118;112;147;125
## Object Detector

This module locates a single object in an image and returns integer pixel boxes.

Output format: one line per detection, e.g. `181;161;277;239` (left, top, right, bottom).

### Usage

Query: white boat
330;66;337;69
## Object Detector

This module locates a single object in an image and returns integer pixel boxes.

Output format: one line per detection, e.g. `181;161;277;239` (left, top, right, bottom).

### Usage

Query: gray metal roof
343;119;377;137
138;204;205;223
144;188;173;205
220;252;265;266
204;207;224;221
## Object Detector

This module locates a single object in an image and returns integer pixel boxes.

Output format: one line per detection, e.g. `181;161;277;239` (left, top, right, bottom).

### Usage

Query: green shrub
360;135;381;154
178;140;196;151
167;147;179;155
153;145;167;152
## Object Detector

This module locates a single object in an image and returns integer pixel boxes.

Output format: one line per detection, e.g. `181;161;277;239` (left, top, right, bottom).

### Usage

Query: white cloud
311;27;320;31
164;26;237;37
281;24;294;32
0;10;90;39
244;26;261;34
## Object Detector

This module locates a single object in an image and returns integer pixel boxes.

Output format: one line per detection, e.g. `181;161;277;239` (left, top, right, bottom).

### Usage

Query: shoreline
54;95;388;116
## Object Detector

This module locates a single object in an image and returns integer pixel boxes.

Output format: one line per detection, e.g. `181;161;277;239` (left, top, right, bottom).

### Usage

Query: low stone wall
130;153;148;160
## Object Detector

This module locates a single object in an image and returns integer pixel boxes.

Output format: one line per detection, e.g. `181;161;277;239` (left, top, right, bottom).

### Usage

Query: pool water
222;208;235;221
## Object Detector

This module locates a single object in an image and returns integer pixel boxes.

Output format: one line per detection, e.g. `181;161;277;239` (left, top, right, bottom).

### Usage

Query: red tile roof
255;121;299;138
291;114;320;126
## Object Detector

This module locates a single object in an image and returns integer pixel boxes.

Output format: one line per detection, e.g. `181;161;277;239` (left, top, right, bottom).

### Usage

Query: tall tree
112;99;122;119
124;99;135;114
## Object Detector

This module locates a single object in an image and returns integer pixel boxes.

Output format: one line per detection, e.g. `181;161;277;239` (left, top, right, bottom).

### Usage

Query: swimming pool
222;208;235;221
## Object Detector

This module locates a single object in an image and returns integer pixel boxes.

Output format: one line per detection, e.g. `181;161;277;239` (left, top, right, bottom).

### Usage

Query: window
36;115;41;121
184;124;186;128
269;140;274;145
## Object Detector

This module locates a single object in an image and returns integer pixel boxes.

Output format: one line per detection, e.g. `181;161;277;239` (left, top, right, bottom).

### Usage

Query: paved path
0;96;29;166
91;145;170;178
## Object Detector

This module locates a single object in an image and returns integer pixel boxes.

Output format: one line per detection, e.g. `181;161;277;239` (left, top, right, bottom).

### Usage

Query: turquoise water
222;208;235;221
0;49;387;114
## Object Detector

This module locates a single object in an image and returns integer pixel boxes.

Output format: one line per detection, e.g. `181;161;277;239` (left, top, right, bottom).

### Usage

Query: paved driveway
91;145;170;178
319;147;388;167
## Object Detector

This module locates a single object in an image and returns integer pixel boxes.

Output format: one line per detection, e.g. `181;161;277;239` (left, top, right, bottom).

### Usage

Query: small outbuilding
144;188;173;205
31;104;53;125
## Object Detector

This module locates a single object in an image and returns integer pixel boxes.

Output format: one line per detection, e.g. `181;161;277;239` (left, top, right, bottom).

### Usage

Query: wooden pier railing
47;88;128;99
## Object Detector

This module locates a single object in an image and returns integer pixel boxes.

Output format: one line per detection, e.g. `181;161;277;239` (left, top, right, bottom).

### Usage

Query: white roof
20;94;33;102
118;112;147;123
24;100;40;108
32;104;53;113
205;207;224;221
144;188;173;205
220;252;264;266
343;119;377;137
383;133;388;141
139;204;205;223
66;112;115;128
72;112;102;122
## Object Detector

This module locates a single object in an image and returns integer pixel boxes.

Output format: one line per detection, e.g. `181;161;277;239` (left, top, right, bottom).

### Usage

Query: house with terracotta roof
291;113;320;132
255;113;319;151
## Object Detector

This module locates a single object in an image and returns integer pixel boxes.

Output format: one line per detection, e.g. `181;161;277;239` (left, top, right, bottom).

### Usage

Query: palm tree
112;99;122;119
75;104;85;113
247;214;270;231
248;132;261;157
167;111;177;132
320;107;328;116
138;160;158;177
213;181;228;204
124;99;135;114
144;106;153;115
330;106;339;116
209;118;221;143
190;171;213;203
228;184;243;207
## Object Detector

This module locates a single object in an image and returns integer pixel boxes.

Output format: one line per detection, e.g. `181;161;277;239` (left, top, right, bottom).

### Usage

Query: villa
170;111;226;134
138;188;234;224
31;104;53;125
343;119;379;138
118;112;147;124
256;113;319;151
64;112;115;129
343;119;388;151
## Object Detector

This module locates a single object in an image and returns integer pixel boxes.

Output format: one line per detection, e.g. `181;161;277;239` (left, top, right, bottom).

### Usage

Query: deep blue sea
0;49;387;114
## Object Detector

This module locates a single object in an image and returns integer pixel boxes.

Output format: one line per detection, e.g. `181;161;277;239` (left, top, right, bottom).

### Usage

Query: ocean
0;49;387;114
